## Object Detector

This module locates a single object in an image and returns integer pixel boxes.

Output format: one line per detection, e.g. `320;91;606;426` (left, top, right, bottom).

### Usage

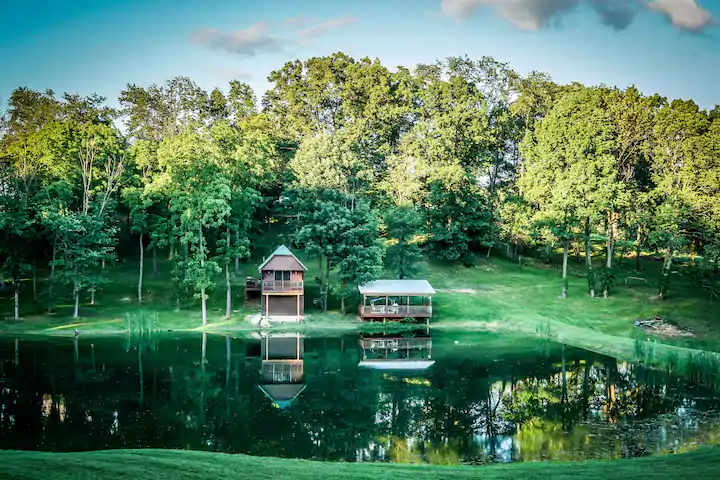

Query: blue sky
1;0;719;111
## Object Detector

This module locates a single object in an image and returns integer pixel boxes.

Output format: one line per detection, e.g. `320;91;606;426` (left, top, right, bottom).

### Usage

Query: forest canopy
1;52;719;322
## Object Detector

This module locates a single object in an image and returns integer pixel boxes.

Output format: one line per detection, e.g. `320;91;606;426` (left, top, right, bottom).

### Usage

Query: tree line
1;52;719;322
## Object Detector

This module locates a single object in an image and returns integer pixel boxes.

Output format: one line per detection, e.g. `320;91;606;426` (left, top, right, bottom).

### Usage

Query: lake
1;329;719;465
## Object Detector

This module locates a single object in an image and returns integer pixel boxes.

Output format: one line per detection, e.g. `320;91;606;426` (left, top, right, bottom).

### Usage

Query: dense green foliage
1;53;719;322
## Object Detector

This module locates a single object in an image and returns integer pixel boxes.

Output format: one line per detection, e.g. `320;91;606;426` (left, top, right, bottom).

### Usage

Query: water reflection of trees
1;335;720;465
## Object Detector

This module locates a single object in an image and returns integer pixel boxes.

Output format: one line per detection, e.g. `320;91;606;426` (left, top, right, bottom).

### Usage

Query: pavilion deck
357;279;435;322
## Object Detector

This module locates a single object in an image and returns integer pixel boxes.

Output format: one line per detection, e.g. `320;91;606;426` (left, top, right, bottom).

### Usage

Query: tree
289;188;355;312
520;87;619;298
289;132;371;201
424;180;493;262
210;120;275;316
158;126;231;324
648;100;710;299
384;206;424;279
334;202;385;314
124;187;150;303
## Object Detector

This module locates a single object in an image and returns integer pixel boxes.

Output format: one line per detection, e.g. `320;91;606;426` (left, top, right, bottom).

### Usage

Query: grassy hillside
2;245;719;373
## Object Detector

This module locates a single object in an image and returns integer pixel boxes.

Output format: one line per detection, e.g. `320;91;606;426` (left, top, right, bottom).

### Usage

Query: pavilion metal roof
358;279;436;296
357;360;436;370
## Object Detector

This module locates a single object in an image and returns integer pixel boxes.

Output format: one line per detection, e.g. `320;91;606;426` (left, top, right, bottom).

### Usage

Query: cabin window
274;271;291;281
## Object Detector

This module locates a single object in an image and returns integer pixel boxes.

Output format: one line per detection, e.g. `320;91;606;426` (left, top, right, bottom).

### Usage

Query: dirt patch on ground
440;285;495;295
635;315;694;337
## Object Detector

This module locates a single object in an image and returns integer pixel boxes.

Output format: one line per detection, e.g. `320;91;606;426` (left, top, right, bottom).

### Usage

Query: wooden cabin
258;333;306;409
258;245;307;322
358;331;435;370
358;279;435;323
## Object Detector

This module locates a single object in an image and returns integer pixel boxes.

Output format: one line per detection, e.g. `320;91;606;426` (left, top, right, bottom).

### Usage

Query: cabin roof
258;384;307;409
258;245;308;272
358;279;436;296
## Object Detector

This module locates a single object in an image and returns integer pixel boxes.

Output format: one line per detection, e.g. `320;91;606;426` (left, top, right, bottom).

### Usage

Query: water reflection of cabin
358;280;435;323
258;333;306;409
358;332;435;370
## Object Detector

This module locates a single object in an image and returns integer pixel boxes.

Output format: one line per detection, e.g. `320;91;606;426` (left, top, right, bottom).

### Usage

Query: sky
1;0;719;112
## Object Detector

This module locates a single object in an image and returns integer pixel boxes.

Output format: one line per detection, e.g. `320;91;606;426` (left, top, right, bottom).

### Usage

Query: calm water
1;330;720;465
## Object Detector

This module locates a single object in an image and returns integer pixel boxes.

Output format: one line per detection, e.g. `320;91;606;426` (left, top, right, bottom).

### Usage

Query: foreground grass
2;448;720;480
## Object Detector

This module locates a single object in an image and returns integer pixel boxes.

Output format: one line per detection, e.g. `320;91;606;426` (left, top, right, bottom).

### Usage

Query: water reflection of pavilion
255;332;306;409
357;331;434;370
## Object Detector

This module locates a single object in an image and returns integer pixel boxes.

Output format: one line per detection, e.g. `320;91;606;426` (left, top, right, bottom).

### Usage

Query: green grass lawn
1;448;719;479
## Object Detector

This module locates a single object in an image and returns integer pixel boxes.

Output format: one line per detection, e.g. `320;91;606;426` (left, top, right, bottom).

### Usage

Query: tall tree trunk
138;233;144;303
199;225;207;325
73;286;80;318
225;227;232;318
659;243;673;299
153;247;158;277
604;215;614;298
90;288;95;305
14;287;20;320
561;240;569;299
341;295;346;315
169;242;174;261
101;258;105;270
585;221;595;298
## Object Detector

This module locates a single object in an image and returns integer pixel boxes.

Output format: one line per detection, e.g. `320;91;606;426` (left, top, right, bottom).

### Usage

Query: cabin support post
296;294;300;320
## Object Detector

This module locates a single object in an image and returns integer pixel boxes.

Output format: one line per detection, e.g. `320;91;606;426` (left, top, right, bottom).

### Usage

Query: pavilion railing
262;280;304;292
359;337;432;351
358;305;432;316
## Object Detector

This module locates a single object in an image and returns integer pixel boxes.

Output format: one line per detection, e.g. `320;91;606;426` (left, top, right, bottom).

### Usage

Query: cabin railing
262;280;304;292
358;305;432;317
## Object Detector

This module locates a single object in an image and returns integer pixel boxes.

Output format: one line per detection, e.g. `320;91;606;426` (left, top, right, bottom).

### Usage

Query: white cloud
440;0;717;31
440;0;579;29
296;17;358;37
648;0;716;31
190;22;292;57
